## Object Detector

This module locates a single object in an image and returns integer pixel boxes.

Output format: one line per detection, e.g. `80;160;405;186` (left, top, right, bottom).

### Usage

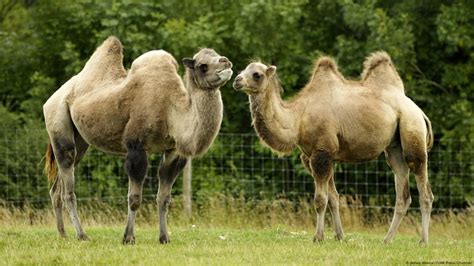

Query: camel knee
158;195;172;212
125;140;148;182
62;192;77;208
314;194;328;213
128;194;142;211
328;193;340;209
49;190;62;208
54;139;76;169
395;196;412;215
420;190;434;211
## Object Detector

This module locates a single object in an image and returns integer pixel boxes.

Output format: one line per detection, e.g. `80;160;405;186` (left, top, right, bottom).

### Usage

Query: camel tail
44;142;57;185
361;51;404;91
423;112;434;151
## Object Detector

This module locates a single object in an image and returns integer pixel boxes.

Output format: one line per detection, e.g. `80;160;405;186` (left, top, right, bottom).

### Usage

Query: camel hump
130;50;178;72
361;51;404;91
314;56;338;73
309;56;345;84
80;36;126;82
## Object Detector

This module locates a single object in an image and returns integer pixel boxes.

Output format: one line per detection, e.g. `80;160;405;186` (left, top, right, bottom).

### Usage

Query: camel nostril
219;57;232;68
235;76;243;82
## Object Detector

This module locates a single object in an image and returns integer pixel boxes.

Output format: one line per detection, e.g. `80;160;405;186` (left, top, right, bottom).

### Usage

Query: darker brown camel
233;51;434;244
43;36;233;244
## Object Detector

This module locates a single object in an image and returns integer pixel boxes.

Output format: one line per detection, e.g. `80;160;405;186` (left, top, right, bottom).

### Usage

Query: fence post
183;158;192;218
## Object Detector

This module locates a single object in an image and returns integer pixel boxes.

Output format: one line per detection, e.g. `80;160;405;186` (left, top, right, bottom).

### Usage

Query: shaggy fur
43;36;233;243
233;51;434;244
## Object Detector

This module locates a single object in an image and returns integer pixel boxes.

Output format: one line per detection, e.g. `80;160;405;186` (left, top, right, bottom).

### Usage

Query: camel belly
335;121;396;163
334;141;386;163
71;111;128;154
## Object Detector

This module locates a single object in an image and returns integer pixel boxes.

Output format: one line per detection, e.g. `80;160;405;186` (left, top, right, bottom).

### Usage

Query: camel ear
182;58;195;69
266;65;277;77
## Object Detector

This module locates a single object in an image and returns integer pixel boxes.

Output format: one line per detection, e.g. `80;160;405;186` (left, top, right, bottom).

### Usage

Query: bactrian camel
233;51;434;244
43;36;233;244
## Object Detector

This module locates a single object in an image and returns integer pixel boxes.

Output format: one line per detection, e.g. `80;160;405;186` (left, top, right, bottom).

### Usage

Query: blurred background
0;0;472;220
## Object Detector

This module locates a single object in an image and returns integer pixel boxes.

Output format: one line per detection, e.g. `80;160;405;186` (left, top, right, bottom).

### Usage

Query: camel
233;51;434;244
43;36;233;244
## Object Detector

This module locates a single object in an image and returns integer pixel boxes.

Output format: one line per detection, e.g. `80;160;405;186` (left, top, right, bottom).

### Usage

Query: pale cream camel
43;36;233;244
233;51;433;244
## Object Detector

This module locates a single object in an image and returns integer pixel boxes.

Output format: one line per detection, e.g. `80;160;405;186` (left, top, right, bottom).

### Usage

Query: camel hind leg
399;113;434;244
45;100;89;240
48;132;89;239
49;171;66;237
383;144;411;243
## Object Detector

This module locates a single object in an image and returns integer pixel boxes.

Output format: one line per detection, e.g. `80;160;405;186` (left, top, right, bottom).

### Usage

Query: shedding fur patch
361;51;393;80
125;139;148;182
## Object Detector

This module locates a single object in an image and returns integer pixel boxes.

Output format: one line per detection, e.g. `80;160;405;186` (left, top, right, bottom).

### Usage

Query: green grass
1;225;472;265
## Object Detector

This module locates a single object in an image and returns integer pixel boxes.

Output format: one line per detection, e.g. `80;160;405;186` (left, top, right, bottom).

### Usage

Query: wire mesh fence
0;128;472;211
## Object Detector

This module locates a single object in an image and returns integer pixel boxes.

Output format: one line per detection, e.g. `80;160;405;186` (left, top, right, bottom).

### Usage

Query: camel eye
200;64;208;73
253;72;261;81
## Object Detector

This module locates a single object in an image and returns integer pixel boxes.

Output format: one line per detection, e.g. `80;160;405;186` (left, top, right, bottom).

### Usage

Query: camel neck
249;79;297;154
177;70;223;156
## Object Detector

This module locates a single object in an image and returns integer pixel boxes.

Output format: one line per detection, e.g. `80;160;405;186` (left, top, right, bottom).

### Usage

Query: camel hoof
419;239;428;245
123;235;136;245
383;237;392;244
335;234;344;241
77;233;90;241
313;234;324;243
159;234;170;244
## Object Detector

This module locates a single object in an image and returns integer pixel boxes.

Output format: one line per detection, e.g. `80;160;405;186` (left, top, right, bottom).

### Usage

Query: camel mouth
216;68;233;82
233;83;258;94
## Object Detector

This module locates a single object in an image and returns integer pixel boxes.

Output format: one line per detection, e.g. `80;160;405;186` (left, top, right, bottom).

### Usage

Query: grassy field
1;225;473;265
1;199;473;265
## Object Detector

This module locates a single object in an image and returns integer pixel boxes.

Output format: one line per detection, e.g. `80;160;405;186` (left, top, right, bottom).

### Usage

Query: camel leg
383;145;411;244
409;155;433;244
157;150;187;244
309;150;333;242
301;154;343;240
48;133;88;239
328;176;344;240
416;165;433;244
49;173;66;237
51;137;89;241
398;113;434;244
123;140;148;245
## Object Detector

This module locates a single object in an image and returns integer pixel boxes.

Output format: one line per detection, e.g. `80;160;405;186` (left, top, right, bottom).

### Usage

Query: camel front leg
309;150;333;242
123;140;148;244
157;151;187;244
301;154;343;240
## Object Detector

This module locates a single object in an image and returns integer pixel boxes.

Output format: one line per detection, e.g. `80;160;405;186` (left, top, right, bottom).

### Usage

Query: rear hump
361;51;404;92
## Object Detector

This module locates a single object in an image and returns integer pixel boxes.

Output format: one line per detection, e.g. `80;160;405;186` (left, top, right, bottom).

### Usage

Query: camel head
182;48;233;90
233;62;276;95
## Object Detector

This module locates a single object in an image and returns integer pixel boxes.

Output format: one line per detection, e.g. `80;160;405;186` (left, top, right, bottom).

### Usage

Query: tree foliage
0;0;472;207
